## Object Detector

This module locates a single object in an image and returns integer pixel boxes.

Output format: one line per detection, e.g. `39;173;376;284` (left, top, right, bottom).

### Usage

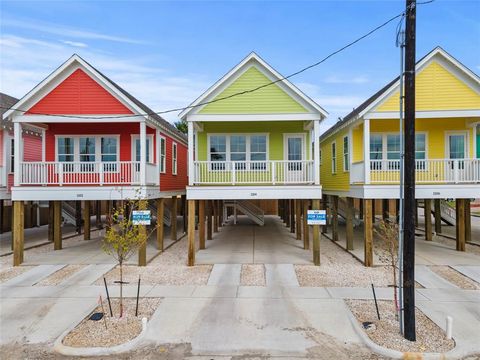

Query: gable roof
320;46;480;141
4;54;187;144
179;52;328;119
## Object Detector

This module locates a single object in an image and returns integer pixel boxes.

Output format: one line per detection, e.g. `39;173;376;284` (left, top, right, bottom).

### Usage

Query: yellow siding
377;60;480;111
352;124;363;162
320;129;350;191
371;117;474;158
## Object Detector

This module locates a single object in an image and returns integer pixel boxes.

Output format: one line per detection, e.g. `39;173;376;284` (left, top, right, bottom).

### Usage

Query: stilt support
138;224;147;266
199;200;205;250
83;200;91;240
312;199;320;266
456;199;465;251
332;195;338;241
207;200;213;240
465;199;471;244
303;200;309;250
424;199;432;241
171;196;178;241
157;198;164;251
364;199;373;267
53;201;62;250
295;200;302;240
13;201;24;266
187;200;196;266
346;197;354;251
434;199;442;234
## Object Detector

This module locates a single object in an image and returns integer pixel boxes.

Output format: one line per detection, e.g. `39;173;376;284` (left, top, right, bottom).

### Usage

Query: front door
446;133;467;181
284;135;304;182
132;137;151;183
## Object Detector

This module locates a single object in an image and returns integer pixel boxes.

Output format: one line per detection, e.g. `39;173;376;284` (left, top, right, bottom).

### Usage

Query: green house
180;52;327;201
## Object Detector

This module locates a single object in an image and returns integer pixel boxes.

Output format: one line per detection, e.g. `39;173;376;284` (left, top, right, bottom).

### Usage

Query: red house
3;55;188;265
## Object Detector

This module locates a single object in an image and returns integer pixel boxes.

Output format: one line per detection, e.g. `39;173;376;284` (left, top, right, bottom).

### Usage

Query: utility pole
403;0;416;342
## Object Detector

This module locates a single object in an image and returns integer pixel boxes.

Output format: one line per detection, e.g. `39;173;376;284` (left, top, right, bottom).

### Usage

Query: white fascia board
366;109;480;119
186;185;322;200
360;48;480;120
187;113;322;122
326;184;480;199
5;54;150;123
11;186;185;201
13;115;146;123
179;52;328;119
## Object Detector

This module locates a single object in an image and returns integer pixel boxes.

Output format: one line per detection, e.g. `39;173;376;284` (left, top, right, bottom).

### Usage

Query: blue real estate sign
307;210;327;225
132;210;151;225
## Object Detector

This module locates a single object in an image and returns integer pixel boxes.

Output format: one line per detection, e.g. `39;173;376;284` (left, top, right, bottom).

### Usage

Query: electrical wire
1;1;434;120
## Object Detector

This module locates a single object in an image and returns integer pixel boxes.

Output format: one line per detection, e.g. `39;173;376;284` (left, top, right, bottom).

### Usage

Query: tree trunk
119;261;123;318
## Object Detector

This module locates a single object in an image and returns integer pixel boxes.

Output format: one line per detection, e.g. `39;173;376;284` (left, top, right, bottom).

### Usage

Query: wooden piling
424;199;432;241
346;197;354;251
157;198;164;251
303;200;309;250
83;200;91;240
312;199;320;266
465;198;471;244
382;199;389;221
13;201;24;266
199;200;205;250
434;199;442;234
332;195;338;241
290;199;295;233
187;200;196;266
364;199;373;267
171;196;178;241
207;200;213;240
53;201;62;250
456;199;465;251
295;200;302;240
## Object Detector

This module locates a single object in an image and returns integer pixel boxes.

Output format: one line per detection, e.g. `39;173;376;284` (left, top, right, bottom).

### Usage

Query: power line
1;1;434;120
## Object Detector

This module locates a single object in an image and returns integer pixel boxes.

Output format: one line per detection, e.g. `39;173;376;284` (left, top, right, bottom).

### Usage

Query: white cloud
61;40;88;48
0;34;209;123
2;18;147;45
324;75;370;84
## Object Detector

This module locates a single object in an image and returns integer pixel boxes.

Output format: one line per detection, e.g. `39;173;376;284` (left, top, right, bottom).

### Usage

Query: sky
1;0;479;133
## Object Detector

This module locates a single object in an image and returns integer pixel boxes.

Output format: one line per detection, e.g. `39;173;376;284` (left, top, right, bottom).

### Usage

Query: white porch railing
369;159;480;184
19;161;159;186
192;160;314;185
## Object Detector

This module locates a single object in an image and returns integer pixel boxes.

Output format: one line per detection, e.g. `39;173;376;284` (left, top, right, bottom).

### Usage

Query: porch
351;158;480;184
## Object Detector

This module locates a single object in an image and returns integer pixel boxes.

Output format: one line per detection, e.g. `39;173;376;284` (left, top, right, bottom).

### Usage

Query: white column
313;119;320;185
13;122;21;186
349;128;353;184
41;129;46;162
363;118;370;184
139;121;147;186
188;120;194;186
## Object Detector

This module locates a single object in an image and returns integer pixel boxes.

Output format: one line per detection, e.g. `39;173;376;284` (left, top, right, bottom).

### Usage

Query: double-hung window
209;135;227;170
387;134;400;170
370;135;383;170
331;142;336;174
230;136;246;170
58;137;75;172
79;137;96;172
159;137;166;173
250;135;267;170
172;142;177;175
343;136;349;172
101;137;118;171
135;138;151;163
415;134;426;170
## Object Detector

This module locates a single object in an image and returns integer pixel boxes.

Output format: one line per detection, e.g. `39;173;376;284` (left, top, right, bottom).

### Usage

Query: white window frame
207;133;270;170
55;135;120;163
131;134;154;164
172;142;178;175
283;133;306;161
159;135;166;173
445;130;469;159
343;135;349;172
331;141;336;174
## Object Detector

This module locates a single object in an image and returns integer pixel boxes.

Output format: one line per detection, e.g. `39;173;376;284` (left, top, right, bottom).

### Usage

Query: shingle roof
0;92;19;123
81;59;187;145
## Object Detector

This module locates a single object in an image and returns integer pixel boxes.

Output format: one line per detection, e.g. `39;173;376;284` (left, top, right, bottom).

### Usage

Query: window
160;137;166;173
172;142;177;175
343;136;349;172
135;138;151;163
101;137;118;171
79;137;96;162
209;135;226;170
250;135;267;170
9;139;14;173
230;135;246;170
387;134;400;170
370;134;383;170
331;142;336;174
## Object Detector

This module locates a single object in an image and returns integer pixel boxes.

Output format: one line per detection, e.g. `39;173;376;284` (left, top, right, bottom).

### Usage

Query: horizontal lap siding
27;69;133;115
45;123;156;162
160;134;187;191
23;134;42;161
320;129;350;191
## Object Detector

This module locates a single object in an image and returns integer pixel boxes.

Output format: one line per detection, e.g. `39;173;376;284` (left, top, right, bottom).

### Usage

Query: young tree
375;220;400;319
102;197;149;317
174;119;188;134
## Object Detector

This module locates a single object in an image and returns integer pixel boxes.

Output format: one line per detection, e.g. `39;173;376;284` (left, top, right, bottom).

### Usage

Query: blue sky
1;0;479;132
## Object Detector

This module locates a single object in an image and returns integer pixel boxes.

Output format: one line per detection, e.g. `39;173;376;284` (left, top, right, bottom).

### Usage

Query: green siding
199;66;308;114
197;121;310;161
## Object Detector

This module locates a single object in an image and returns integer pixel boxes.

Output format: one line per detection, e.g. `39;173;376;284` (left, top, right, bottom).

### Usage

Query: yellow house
320;47;480;266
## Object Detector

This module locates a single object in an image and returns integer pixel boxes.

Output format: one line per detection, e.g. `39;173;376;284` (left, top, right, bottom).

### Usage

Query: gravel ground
0;265;34;283
96;237;212;286
428;265;480;290
241;264;266;286
295;236;393;287
346;299;455;354
36;265;86;286
63;297;160;348
433;235;480;256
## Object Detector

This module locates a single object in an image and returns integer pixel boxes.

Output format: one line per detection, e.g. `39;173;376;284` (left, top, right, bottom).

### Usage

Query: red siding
27;69;133;115
160;133;188;191
23;134;42;162
45;123;155;162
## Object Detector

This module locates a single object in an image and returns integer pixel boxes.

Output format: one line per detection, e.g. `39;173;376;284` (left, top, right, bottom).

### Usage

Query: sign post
307;210;327;226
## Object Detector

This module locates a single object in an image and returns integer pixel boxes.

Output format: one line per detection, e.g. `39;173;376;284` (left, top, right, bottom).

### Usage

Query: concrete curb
345;307;455;360
53;309;148;356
